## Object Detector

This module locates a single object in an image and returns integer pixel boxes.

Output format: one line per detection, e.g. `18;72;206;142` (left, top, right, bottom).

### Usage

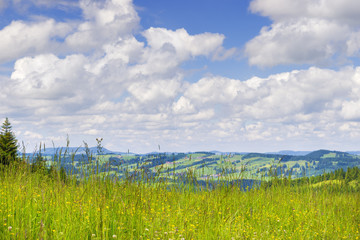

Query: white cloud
183;76;243;105
65;0;140;52
7;53;95;117
241;67;352;119
249;0;360;24
125;28;226;78
172;97;196;115
0;0;140;64
24;130;43;140
246;0;360;67
8;61;355;152
143;28;225;60
3;21;226;122
246;18;350;67
84;129;100;135
11;54;87;98
179;109;215;122
90;37;144;74
173;66;360;148
0;19;73;63
127;78;182;106
341;101;360;120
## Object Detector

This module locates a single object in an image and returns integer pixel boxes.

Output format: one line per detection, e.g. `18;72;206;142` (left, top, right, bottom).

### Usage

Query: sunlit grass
0;160;359;240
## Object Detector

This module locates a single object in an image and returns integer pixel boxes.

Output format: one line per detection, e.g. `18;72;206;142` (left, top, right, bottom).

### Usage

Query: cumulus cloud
183;76;243;106
127;78;182;109
23;131;43;140
249;0;360;24
11;54;86;91
7;54;96;117
3;0;360;152
7;52;360;151
0;19;73;63
174;66;360;148
172;97;196;115
65;0;140;52
123;28;227;78
246;18;350;67
0;0;140;64
341;101;360;120
3;23;226;118
246;0;360;67
143;28;225;60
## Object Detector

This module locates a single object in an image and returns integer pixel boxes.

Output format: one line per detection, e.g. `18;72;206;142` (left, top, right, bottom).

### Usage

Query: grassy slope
0;164;359;239
74;151;360;181
34;148;360;184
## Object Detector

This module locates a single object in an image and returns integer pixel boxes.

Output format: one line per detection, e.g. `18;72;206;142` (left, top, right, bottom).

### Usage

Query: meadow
0;158;359;240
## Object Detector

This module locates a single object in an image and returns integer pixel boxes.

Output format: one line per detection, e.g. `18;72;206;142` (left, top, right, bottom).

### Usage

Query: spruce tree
0;118;18;165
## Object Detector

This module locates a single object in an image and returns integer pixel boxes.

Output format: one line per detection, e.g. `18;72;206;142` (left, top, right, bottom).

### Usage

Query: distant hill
266;150;311;156
347;151;360;155
23;148;360;180
304;149;352;159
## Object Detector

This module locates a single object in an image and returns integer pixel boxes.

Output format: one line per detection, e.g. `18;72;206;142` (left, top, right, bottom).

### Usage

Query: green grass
0;162;359;239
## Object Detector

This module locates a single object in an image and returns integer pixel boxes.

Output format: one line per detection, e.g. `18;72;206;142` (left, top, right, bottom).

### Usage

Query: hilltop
29;148;360;180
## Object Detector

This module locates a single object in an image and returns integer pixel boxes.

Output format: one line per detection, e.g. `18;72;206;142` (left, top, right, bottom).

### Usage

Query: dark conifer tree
0;118;18;165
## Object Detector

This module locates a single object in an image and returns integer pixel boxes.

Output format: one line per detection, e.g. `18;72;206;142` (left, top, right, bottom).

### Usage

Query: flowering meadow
0;162;359;240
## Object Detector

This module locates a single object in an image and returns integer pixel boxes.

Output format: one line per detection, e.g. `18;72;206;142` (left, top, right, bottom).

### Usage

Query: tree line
0;118;68;182
0;117;18;165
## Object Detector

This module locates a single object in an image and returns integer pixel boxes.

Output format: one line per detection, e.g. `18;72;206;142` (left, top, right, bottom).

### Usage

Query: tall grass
0;154;359;239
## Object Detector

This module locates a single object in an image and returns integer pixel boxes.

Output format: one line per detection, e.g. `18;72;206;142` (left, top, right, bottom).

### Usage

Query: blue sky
1;0;360;153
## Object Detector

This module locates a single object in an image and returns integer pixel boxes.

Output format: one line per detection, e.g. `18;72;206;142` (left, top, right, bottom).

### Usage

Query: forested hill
242;149;356;162
238;149;360;178
30;148;360;180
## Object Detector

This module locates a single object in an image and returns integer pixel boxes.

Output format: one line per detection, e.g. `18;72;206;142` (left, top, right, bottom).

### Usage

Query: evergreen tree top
0;117;18;164
1;117;12;134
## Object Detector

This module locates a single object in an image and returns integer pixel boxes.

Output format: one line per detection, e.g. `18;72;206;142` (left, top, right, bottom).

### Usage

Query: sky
1;0;360;153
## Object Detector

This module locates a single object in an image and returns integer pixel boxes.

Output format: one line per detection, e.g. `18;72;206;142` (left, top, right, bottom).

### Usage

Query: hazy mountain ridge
25;147;359;157
26;148;360;180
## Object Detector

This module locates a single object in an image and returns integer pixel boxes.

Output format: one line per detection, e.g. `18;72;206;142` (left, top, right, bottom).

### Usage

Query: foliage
292;166;360;186
0;118;18;165
261;166;360;193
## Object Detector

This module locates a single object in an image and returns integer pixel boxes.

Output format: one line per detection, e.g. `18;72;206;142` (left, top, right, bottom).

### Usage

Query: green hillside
35;149;360;181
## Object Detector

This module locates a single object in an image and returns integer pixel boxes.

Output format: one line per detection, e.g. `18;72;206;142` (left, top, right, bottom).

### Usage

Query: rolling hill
29;148;360;180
